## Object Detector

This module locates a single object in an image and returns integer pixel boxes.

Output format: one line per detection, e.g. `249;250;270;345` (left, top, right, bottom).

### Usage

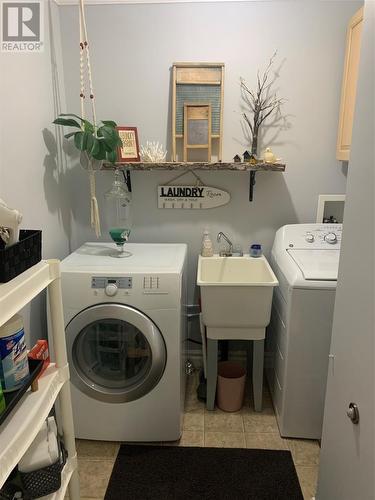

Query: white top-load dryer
59;242;187;442
266;224;342;439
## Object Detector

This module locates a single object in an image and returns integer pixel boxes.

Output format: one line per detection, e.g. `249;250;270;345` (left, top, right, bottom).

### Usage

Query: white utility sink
197;255;278;340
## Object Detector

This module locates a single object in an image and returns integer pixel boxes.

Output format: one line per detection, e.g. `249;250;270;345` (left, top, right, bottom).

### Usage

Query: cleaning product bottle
201;228;214;257
0;314;29;392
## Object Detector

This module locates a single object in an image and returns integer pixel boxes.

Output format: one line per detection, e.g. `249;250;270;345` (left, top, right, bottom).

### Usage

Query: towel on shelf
18;417;59;473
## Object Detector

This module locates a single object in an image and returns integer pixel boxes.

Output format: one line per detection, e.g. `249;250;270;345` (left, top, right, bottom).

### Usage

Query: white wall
58;0;360;308
0;1;70;344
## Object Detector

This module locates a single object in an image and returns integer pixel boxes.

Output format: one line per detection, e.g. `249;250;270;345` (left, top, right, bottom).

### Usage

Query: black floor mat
105;445;304;500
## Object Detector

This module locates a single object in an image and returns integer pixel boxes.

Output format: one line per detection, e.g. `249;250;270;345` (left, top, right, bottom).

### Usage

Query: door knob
347;402;359;424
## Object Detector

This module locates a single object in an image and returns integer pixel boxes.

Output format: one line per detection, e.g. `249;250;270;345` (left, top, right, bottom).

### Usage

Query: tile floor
71;372;319;500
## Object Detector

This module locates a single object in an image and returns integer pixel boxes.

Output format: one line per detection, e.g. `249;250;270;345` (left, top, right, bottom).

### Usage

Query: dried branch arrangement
241;52;285;156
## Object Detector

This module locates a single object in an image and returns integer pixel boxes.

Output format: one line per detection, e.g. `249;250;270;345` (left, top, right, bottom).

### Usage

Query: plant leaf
85;132;94;152
59;113;85;121
74;131;85;150
109;133;123;149
74;131;93;151
101;120;117;128
83;120;95;133
98;125;119;149
53;117;81;128
114;130;122;147
102;140;113;152
91;140;107;160
58;114;95;134
87;137;101;157
106;149;118;164
64;131;77;139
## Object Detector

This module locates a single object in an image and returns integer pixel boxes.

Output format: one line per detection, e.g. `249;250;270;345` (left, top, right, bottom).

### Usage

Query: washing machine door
66;303;166;403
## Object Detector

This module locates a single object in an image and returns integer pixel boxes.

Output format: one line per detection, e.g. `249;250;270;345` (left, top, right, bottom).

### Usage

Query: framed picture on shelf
117;127;140;162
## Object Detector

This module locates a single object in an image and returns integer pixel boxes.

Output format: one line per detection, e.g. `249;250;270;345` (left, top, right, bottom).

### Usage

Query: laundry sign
158;185;230;209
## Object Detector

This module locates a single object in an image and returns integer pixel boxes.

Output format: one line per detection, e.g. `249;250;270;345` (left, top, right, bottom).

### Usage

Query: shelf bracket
122;170;132;193
249;171;256;202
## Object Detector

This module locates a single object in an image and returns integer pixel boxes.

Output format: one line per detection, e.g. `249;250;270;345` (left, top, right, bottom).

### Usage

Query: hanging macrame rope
79;0;101;237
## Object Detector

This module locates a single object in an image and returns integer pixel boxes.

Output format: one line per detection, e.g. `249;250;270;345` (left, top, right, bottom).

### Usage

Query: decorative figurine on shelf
263;147;277;163
240;51;286;157
243;151;251;162
140;141;167;162
243;151;258;164
233;154;241;163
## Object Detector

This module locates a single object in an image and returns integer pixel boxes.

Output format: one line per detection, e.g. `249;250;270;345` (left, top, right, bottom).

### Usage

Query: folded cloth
47;416;58;437
18;419;59;473
47;431;59;465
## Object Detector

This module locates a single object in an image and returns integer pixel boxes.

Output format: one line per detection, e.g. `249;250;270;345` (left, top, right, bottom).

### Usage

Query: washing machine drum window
66;304;166;403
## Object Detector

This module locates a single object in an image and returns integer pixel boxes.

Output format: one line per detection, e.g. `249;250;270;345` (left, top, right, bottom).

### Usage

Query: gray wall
0;1;70;344
0;0;360;351
58;0;360;307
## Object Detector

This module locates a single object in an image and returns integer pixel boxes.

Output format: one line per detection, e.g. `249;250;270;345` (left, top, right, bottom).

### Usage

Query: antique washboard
172;63;225;161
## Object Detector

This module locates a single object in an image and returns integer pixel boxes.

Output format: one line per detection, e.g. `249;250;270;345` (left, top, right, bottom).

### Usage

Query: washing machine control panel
285;224;343;249
91;277;133;289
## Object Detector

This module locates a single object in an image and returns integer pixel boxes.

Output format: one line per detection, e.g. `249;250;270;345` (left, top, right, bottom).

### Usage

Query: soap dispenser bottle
201;228;214;257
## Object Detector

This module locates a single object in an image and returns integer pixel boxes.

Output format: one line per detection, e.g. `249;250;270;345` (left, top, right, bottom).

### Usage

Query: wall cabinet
336;6;364;161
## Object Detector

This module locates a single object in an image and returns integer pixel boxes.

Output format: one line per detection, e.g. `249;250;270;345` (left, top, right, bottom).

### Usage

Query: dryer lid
287;249;340;281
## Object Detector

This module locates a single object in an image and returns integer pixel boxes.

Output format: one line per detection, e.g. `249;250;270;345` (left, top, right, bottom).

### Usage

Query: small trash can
217;361;246;412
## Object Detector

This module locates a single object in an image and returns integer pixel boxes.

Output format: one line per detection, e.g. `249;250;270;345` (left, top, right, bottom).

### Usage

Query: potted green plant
53;113;123;237
53;113;122;165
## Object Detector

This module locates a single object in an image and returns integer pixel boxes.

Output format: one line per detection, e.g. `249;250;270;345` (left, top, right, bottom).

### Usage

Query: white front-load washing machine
59;242;187;442
266;224;342;440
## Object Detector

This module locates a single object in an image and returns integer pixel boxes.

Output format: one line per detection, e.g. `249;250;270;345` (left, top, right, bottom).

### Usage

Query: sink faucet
217;232;233;257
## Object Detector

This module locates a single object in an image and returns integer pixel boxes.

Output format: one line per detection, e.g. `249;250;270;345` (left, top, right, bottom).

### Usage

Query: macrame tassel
89;168;101;237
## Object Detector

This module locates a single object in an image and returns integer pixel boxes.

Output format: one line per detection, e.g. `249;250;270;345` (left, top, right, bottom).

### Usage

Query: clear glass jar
105;169;132;258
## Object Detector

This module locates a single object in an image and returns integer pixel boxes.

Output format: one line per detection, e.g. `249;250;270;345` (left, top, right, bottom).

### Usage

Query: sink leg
206;339;218;411
253;339;264;412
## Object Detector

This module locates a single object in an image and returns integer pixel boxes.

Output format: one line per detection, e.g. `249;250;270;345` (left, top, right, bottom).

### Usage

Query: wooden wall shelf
102;162;286;202
103;161;285;172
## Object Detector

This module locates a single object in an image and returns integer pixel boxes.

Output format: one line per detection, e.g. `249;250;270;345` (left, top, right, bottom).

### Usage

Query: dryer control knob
105;283;118;296
305;233;315;243
324;232;338;244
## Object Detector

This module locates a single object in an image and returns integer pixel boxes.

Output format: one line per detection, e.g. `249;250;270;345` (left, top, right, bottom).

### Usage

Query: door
66;303;166;403
317;3;374;499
